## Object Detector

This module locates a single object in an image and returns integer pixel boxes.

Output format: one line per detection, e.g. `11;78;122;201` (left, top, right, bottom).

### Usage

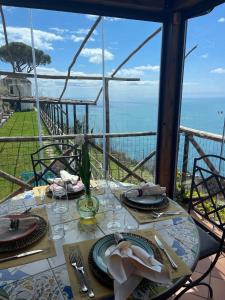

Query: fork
69;251;95;298
69;252;88;293
151;211;183;218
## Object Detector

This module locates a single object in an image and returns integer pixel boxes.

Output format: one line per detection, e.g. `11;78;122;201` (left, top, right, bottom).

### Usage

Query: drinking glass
48;222;65;240
52;185;69;231
52;187;68;214
105;174;122;231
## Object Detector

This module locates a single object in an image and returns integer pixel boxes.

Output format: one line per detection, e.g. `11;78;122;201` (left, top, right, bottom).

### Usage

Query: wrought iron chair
175;154;225;299
31;143;81;186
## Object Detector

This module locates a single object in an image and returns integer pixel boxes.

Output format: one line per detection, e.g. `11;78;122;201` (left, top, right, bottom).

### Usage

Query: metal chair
31;143;81;186
175;154;225;299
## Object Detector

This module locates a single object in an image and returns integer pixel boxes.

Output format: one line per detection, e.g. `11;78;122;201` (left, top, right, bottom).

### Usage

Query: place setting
63;229;192;300
114;182;188;224
0;206;56;269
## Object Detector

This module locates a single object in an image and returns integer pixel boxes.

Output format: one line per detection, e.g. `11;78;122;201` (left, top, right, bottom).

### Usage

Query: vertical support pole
57;104;60;135
60;104;63;135
66;104;69;134
156;13;187;198
105;79;110;172
53;105;56;134
73;104;77;134
85;104;89;134
181;133;190;197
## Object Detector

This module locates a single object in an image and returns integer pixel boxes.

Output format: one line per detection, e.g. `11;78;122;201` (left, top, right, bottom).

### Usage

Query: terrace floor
169;253;225;300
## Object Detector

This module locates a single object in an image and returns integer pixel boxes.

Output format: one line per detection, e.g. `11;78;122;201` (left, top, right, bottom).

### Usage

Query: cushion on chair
197;225;221;259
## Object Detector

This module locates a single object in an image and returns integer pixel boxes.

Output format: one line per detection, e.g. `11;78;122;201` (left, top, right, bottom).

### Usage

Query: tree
0;42;51;73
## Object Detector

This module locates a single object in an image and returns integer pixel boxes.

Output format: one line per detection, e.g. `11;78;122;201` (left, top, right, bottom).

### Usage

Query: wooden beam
0;170;33;189
0;71;139;81
173;0;225;13
0;131;155;142
1;96;96;105
189;135;218;174
121;150;156;182
156;13;187;198
180;126;223;143
0;0;166;22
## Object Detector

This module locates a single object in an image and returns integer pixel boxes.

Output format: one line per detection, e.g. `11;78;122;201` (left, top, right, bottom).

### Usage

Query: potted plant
76;143;99;219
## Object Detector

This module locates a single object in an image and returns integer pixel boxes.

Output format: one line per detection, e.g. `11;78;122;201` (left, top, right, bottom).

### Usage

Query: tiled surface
0;190;224;300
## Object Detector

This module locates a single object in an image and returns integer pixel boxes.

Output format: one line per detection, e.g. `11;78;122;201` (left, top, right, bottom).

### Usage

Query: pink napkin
105;237;170;300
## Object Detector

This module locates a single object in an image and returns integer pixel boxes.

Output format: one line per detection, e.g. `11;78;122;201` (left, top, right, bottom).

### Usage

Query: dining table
0;182;200;300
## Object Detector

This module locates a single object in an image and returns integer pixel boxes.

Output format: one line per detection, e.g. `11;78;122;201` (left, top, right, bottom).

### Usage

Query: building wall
0;77;34;111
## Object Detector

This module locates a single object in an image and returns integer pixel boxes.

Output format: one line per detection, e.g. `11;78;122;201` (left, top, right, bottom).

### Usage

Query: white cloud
112;65;160;78
81;48;114;64
218;17;225;22
0;26;63;50
71;34;95;43
86;15;120;22
135;65;160;72
211;68;225;74
49;27;69;34
201;53;208;59
71;35;85;43
116;68;143;77
75;28;97;35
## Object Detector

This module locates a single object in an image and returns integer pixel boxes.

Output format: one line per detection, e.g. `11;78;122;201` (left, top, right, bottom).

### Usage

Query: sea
67;97;225;171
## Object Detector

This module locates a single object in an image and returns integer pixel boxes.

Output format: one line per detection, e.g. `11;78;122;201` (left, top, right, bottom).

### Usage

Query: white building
0;76;34;111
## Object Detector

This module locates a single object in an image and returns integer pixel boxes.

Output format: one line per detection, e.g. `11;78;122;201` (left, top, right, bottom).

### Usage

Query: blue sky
0;4;225;101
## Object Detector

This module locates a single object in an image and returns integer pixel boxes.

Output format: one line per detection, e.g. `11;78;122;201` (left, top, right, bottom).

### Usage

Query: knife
0;249;43;263
154;235;178;269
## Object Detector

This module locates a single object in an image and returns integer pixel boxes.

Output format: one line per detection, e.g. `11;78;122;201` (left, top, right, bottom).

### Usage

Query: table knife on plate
0;249;44;263
154;235;178;269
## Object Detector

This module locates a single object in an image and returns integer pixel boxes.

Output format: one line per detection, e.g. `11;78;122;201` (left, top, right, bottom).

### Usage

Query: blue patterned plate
89;233;160;286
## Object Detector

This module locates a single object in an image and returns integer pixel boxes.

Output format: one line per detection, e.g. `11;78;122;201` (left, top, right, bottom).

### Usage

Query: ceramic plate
122;194;169;211
0;214;38;243
89;233;158;286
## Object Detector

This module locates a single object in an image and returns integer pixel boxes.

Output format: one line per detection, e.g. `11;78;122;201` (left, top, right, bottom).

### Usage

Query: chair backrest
31;143;81;186
189;154;225;231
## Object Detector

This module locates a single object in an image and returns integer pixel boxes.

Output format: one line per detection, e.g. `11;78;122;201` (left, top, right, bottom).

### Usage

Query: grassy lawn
0;111;46;201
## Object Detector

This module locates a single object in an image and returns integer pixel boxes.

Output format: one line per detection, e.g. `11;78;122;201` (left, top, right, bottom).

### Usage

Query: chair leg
174;281;213;300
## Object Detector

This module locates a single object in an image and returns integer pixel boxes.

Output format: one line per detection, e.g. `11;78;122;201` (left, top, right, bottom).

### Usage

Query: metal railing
0;125;224;202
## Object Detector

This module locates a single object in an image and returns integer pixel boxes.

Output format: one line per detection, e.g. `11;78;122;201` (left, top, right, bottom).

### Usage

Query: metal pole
101;17;107;176
29;9;42;147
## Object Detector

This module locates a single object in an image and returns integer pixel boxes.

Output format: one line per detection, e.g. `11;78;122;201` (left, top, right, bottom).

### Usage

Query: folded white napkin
60;170;79;185
105;234;170;300
124;182;166;198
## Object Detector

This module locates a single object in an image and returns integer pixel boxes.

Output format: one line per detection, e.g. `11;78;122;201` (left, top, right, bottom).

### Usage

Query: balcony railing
0;125;224;202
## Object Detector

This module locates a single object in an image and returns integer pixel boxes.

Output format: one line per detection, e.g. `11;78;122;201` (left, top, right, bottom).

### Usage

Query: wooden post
181;133;190;196
156;13;187;198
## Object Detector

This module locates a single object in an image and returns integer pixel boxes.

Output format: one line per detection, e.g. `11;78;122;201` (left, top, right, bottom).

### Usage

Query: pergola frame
0;0;224;197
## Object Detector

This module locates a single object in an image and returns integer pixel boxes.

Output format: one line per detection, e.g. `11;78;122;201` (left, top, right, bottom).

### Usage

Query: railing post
181;133;190;198
66;104;69;134
73;104;77;134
